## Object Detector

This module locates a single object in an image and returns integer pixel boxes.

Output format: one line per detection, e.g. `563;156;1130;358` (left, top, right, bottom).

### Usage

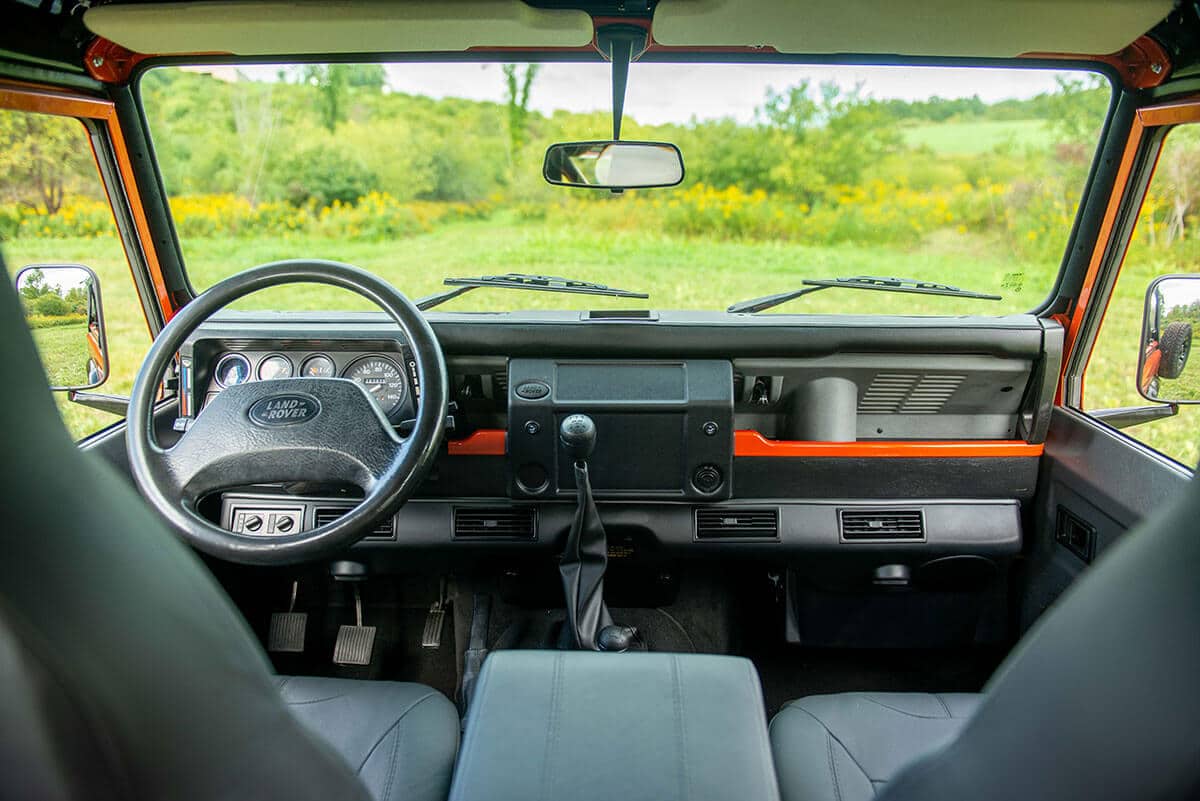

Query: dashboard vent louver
492;371;509;398
453;507;536;540
313;507;396;540
695;508;779;540
839;509;925;541
858;373;965;414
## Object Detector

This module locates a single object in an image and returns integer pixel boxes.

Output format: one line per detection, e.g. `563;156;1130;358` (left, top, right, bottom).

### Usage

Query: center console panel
507;359;734;500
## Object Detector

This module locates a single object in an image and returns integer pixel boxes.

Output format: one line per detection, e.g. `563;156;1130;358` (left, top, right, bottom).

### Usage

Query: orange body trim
0;82;175;323
447;429;507;456
1021;35;1170;89
733;430;1043;458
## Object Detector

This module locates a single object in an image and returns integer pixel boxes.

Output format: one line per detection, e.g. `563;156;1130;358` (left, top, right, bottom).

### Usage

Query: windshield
140;61;1111;315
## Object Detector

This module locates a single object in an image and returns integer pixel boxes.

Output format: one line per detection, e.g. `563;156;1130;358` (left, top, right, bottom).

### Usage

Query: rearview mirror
16;264;109;391
543;141;684;190
1138;275;1199;403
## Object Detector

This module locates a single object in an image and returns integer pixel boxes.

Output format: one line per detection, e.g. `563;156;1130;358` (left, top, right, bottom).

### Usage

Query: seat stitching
539;652;564;801
283;693;347;706
859;695;947;719
671;654;690;801
827;733;844;801
783;705;877;784
356;691;440;774
380;709;406;801
932;693;952;717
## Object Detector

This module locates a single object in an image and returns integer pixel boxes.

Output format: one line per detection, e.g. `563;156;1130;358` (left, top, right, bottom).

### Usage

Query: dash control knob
692;464;724;494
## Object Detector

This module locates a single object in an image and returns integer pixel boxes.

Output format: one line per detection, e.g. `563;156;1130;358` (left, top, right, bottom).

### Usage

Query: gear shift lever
560;413;597;462
557;414;618;650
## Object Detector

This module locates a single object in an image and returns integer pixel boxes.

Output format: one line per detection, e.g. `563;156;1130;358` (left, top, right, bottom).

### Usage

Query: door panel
1022;407;1191;631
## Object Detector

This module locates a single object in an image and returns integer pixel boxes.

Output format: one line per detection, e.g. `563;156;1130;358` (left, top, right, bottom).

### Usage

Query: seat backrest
882;456;1200;798
0;256;371;800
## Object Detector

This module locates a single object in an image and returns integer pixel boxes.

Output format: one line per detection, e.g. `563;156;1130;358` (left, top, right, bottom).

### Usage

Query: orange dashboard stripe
447;429;1042;458
733;430;1043;458
447;429;507;456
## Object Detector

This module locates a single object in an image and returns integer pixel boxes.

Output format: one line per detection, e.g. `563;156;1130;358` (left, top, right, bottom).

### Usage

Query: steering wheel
126;260;448;565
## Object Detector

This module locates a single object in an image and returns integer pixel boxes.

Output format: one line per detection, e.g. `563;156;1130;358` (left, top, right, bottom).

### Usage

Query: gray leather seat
770;693;981;801
279;677;460;801
771;467;1200;801
0;255;459;801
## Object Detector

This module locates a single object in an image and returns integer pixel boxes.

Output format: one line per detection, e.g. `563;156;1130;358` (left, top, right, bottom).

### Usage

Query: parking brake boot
558;414;614;650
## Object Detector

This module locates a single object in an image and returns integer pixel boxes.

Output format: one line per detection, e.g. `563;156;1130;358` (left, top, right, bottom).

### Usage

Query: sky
194;62;1088;126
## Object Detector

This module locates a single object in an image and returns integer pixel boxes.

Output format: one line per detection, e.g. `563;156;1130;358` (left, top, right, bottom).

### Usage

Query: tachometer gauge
214;353;251;388
300;354;336;378
343;355;407;416
257;354;293;381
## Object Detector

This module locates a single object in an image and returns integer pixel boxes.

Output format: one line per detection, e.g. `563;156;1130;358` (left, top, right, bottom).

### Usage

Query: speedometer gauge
343;356;407;416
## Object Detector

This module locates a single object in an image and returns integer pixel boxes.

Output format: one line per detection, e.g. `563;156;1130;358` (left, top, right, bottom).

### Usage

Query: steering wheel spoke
126;261;448;565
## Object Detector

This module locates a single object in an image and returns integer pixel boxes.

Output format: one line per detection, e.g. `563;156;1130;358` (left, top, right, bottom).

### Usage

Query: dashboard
176;309;1058;572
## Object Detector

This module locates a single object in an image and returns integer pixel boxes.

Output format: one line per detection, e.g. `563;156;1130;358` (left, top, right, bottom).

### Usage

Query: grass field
902;119;1052;155
7;215;1198;467
31;323;92;388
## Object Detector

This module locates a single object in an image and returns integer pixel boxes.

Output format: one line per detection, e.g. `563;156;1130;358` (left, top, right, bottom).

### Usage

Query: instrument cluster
202;347;419;421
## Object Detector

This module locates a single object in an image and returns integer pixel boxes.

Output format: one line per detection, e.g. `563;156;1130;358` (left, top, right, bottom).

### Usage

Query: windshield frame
129;51;1120;316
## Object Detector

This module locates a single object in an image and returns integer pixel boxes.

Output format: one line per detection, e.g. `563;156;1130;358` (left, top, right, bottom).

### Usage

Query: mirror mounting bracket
596;24;648;142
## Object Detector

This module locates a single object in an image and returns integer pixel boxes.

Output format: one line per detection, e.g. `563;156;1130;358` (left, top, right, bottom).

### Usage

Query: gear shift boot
558;414;614;650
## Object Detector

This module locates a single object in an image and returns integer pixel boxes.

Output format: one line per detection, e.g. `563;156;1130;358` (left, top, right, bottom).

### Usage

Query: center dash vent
858;373;965;414
695;508;779;540
839;509;925;541
454;507;537;540
314;507;396;540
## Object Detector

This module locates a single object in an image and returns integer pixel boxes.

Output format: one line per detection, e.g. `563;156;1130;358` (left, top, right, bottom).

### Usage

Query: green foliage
0;111;97;213
282;141;378;207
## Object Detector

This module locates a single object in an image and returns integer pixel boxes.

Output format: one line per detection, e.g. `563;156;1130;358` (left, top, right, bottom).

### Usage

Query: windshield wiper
726;276;1002;314
416;273;649;311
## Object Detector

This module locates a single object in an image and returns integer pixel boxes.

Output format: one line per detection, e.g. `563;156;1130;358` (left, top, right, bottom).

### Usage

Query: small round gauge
257;354;293;381
343;355;407;416
213;353;251;388
300;354;337;378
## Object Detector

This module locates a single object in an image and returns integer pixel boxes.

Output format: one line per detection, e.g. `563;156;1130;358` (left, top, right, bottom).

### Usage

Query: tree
0;111;94;214
302;65;387;132
502;64;540;161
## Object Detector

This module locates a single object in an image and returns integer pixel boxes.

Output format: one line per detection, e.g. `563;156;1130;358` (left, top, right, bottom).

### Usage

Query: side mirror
543;141;684;190
1138;274;1199;403
16;264;109;391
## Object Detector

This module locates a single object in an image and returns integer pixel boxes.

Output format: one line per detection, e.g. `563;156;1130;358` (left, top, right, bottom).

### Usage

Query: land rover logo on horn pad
248;394;321;426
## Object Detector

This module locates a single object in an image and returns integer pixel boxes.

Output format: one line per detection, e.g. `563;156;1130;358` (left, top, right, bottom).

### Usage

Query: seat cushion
769;692;981;801
278;677;460;801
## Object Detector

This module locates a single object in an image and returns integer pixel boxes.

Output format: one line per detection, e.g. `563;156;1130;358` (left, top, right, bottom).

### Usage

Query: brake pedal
268;581;307;653
333;584;376;666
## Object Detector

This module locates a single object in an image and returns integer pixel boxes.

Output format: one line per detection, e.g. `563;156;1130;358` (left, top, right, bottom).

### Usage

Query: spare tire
1157;321;1192;380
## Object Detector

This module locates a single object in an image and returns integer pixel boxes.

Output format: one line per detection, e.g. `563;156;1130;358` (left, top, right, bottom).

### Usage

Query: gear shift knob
560;413;597;463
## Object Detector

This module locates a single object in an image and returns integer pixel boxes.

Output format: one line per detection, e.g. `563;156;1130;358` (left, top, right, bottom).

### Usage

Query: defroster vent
695;508;779;540
839;509;925;541
454;507;537;540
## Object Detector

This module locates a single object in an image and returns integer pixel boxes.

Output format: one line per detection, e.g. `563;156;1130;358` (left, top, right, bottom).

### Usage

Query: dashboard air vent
695;508;779;540
454;507;536;540
839;509;925;541
858;373;965;414
314;506;396;540
492;371;509;398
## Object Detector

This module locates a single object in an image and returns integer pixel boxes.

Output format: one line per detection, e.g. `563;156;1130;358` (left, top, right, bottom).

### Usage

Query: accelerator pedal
333;583;376;666
422;578;448;649
268;581;307;653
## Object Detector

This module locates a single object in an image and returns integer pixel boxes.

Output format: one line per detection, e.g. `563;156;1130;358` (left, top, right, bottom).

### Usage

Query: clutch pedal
268;581;307;653
333;583;376;666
